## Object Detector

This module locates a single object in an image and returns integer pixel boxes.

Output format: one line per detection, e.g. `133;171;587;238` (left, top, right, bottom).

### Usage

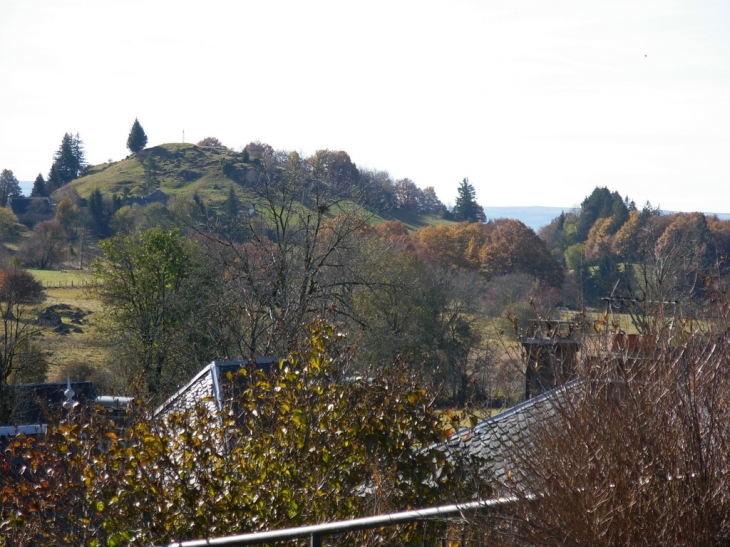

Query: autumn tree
415;222;491;270
0;169;22;207
202;152;375;358
357;169;395;213
392;178;422;210
309;149;361;196
420;186;445;214
126;118;148;153
197;136;224;147
0;322;479;546
453;177;484;223
17;221;68;270
480;219;564;287
54;196;81;236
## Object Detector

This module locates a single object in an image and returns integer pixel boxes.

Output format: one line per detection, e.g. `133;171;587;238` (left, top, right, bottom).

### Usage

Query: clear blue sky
1;0;729;211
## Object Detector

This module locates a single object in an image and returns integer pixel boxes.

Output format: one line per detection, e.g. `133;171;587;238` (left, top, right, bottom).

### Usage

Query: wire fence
41;279;99;289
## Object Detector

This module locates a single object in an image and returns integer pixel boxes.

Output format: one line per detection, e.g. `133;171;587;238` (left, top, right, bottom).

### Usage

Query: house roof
439;380;585;491
154;358;282;418
7;196;52;215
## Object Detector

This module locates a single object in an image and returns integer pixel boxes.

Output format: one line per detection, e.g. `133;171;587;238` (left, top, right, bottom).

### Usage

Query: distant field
28;269;95;287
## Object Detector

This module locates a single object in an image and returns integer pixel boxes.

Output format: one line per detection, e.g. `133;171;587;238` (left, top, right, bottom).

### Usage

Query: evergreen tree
193;193;206;216
88;189;110;237
453;178;483;223
225;186;239;218
0;169;22;207
30;174;48;197
127;118;148;153
48;133;86;187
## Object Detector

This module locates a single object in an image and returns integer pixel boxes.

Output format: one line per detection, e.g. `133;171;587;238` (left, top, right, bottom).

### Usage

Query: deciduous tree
0;267;45;423
197;136;224;147
0;322;478;546
0;169;22;207
93;228;223;397
415;222;491;270
17;220;68;270
479;219;564;288
485;320;730;546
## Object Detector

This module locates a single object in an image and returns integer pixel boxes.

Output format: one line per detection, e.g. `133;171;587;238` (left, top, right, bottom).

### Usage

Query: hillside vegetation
55;143;239;205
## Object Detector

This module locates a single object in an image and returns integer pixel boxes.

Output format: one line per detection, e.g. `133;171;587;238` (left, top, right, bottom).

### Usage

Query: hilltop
54;143;239;205
51;143;450;230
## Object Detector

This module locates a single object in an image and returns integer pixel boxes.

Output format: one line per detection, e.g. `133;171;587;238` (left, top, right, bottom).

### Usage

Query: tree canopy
0;169;22;207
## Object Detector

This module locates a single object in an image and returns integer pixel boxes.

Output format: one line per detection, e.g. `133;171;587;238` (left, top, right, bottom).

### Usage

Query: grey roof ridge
454;378;586;440
153;361;217;417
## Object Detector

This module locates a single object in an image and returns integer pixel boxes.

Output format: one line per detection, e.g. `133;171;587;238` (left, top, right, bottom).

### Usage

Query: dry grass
36;286;110;381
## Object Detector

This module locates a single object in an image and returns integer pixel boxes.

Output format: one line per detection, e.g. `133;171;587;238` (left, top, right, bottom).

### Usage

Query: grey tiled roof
154;358;281;419
440;380;585;491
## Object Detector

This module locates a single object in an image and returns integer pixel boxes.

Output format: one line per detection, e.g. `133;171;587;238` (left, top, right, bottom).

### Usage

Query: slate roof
439;380;585;492
154;358;281;419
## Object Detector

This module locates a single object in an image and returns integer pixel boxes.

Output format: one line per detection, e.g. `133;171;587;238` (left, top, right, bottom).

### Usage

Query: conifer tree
48;133;86;187
126;118;148;153
88;189;110;237
453;178;484;223
30;174;48;197
225;186;239;218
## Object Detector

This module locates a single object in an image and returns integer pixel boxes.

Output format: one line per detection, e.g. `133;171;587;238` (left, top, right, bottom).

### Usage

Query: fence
41;279;98;289
160;496;529;547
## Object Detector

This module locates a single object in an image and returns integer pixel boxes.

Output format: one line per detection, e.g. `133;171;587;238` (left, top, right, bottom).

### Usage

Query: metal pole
310;533;322;547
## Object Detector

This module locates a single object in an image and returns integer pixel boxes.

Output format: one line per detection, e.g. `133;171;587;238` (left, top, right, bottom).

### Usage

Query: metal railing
161;495;527;547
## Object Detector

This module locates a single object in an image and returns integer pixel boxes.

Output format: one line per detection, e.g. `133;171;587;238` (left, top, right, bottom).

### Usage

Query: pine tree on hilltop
453;178;484;223
127;118;148;154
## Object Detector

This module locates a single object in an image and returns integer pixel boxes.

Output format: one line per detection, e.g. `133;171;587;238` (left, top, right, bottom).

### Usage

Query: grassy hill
52;143;448;230
54;143;238;205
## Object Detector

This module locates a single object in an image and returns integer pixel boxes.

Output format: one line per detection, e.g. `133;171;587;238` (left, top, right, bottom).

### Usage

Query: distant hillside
483;206;730;231
50;143;448;229
482;206;575;231
53;143;238;205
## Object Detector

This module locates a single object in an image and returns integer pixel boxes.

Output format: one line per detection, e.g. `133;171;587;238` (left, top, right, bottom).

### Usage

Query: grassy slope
53;143;449;231
55;143;239;205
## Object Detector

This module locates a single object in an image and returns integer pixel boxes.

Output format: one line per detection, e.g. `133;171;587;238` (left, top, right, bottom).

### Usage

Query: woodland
3;127;730;545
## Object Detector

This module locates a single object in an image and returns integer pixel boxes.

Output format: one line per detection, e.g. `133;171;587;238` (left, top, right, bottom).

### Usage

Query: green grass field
28;269;95;287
